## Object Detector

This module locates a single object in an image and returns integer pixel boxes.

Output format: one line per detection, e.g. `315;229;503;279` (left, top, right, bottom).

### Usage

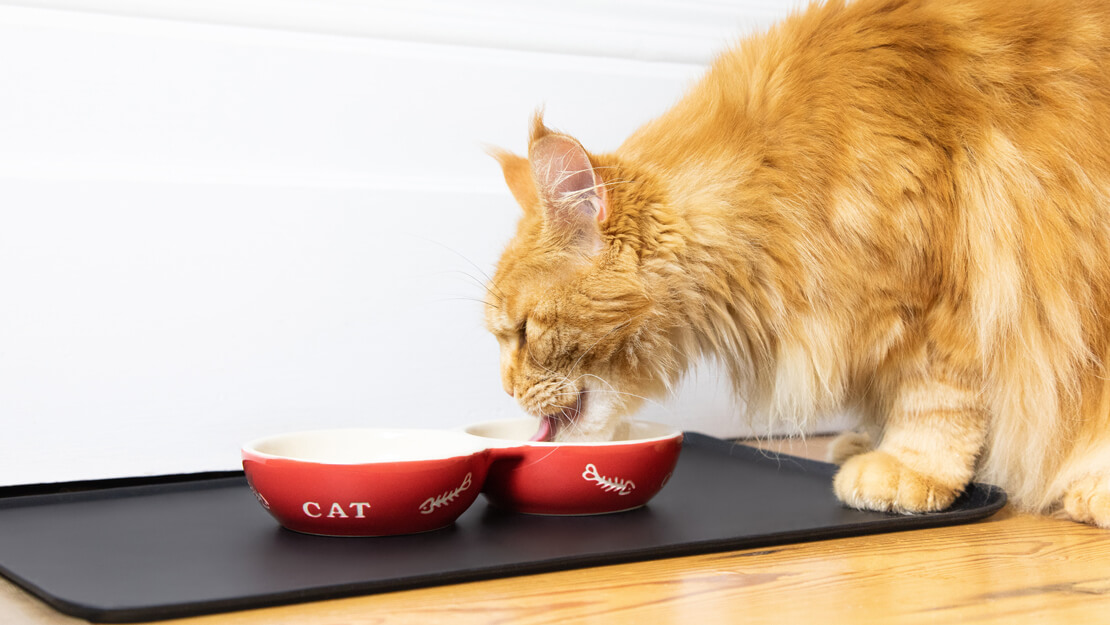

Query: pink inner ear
589;194;608;223
530;135;607;224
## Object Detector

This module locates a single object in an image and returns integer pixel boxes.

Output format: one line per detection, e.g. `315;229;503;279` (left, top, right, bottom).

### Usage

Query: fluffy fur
484;0;1110;525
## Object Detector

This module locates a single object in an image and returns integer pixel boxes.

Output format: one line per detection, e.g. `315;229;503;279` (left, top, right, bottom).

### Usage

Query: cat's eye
517;320;528;347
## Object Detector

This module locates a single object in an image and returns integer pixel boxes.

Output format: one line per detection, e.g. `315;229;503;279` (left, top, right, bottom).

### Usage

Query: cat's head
484;115;680;442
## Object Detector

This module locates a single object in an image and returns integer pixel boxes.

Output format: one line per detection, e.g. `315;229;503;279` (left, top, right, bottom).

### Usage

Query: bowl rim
462;417;684;447
241;427;491;466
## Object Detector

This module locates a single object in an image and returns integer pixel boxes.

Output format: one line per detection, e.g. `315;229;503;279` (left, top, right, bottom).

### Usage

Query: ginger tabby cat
484;0;1110;526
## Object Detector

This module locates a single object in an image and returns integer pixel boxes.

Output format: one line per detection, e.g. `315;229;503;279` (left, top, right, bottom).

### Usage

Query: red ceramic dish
466;418;684;516
241;429;491;537
242;419;684;536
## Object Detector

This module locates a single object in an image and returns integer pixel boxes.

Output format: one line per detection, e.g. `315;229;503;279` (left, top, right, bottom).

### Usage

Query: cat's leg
1062;475;1110;527
1061;443;1110;527
832;374;987;514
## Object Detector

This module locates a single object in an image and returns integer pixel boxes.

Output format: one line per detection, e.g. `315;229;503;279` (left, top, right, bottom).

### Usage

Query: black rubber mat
0;433;1006;622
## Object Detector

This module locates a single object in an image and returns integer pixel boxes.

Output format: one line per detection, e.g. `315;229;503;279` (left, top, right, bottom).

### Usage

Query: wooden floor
5;437;1110;625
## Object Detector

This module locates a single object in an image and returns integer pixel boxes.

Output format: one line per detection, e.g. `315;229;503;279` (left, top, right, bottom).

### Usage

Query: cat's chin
547;389;634;443
532;410;630;444
554;418;630;443
526;386;638;443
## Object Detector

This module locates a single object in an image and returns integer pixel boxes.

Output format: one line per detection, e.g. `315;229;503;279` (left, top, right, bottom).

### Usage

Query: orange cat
484;0;1110;526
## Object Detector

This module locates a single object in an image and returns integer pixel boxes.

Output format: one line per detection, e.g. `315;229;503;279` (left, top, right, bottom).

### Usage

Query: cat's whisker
549;166;638;209
569;373;677;417
527;353;563;379
432;296;502;310
406;234;506;300
433;269;505;304
597;178;636;189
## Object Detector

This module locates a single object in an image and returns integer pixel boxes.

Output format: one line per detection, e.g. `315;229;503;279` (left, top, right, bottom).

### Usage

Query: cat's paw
827;430;873;465
833;450;960;514
1062;475;1110;528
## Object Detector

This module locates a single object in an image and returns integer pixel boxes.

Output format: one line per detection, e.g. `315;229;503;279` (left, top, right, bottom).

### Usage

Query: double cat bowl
242;418;683;536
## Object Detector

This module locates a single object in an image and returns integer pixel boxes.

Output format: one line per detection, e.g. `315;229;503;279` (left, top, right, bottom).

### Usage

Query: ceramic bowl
466;418;684;516
242;419;684;536
241;429;491;537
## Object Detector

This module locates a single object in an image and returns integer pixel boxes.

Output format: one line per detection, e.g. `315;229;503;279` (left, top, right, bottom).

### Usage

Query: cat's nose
505;387;515;398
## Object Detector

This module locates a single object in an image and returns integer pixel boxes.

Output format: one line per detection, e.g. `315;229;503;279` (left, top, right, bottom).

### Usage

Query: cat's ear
528;134;608;250
489;149;539;211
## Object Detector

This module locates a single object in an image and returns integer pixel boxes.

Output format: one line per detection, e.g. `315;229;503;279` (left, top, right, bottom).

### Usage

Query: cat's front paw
1062;475;1110;528
833;450;961;514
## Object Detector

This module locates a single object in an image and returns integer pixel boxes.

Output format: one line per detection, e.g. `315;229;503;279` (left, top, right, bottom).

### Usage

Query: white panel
5;0;797;63
0;5;700;186
0;2;842;486
0;180;521;484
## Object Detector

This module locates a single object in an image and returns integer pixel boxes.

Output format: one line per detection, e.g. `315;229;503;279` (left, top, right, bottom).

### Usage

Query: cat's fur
484;0;1110;525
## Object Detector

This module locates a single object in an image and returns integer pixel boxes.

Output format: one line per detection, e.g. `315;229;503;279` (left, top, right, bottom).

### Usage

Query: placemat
0;433;1006;622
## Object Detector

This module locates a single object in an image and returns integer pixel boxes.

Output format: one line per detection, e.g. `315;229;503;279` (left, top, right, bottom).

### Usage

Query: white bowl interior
464;418;681;445
244;428;489;464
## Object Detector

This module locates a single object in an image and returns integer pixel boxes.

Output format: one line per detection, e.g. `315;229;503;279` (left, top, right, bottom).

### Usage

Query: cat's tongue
529;416;556;442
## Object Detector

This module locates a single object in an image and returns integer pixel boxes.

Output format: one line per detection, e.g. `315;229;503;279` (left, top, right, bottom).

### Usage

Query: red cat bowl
241;429;492;537
242;419;684;536
466;418;684;516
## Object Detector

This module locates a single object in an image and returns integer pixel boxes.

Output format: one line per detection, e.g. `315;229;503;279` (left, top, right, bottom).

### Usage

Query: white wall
0;1;828;486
